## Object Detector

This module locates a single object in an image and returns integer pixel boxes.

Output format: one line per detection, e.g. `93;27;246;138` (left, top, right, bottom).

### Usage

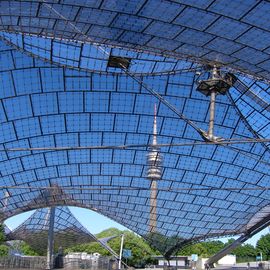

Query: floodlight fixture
196;66;236;142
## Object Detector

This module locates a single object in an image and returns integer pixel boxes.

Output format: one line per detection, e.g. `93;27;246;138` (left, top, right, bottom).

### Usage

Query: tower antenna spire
147;104;163;233
153;103;157;145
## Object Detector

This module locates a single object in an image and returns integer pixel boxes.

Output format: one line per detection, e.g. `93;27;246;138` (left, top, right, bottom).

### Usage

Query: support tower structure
147;105;163;233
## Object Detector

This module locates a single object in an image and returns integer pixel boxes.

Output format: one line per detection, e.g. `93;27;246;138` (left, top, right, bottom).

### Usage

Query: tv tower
147;104;163;233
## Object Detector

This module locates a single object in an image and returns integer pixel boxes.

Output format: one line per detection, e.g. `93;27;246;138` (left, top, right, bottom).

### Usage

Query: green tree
203;241;224;256
233;244;256;258
222;239;256;263
0;224;8;256
180;243;208;257
0;224;6;244
178;241;225;257
256;234;270;260
0;245;9;257
65;228;156;267
108;230;155;267
96;228;122;238
146;232;175;257
20;241;41;256
224;238;235;246
65;242;110;256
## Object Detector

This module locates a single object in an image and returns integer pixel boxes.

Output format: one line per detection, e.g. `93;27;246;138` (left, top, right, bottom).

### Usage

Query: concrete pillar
46;207;55;270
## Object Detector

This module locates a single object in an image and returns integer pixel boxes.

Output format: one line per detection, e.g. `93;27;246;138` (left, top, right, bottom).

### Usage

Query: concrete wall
197;255;236;269
197;258;209;269
158;259;186;267
217;254;236;265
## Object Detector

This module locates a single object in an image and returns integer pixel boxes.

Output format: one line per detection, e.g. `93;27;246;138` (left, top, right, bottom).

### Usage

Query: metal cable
0;185;269;192
41;0;204;135
2;137;270;151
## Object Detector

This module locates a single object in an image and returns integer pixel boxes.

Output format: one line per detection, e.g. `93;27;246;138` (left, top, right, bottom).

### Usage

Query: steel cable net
0;0;270;258
0;1;270;81
7;206;97;254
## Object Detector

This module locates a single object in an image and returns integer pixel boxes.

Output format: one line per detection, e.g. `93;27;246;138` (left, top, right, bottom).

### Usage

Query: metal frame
1;0;270;257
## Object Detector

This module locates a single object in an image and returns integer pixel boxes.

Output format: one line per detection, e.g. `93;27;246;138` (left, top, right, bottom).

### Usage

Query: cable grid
1;0;270;257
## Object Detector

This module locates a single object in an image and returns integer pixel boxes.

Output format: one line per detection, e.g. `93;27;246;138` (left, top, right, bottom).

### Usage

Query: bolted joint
199;129;225;143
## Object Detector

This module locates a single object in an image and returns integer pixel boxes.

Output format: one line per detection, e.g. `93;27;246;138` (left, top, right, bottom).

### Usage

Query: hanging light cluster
196;66;235;142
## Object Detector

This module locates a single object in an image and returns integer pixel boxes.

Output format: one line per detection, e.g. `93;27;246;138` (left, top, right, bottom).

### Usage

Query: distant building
64;252;117;270
65;252;100;261
153;255;190;268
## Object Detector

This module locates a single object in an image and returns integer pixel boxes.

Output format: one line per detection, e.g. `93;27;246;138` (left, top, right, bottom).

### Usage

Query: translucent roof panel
0;31;200;75
1;4;270;256
7;206;97;254
0;1;270;81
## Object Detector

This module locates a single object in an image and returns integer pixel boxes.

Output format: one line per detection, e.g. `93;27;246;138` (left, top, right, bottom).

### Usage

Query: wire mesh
7;206;97;254
1;0;270;257
0;1;270;81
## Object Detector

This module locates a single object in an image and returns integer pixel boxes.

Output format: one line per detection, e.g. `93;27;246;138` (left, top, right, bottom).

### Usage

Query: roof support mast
46;207;55;270
196;65;235;142
208;84;216;139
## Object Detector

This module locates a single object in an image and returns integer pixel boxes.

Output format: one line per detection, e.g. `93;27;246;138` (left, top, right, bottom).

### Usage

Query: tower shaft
147;105;163;233
149;180;157;232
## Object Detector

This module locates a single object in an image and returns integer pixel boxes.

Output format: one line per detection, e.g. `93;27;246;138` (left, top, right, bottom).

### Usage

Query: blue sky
5;206;269;248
